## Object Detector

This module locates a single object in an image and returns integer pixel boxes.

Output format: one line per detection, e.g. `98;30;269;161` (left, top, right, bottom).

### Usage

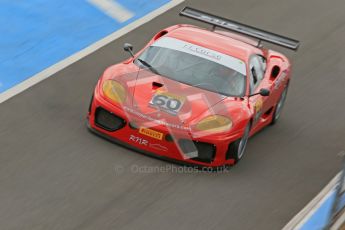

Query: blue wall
299;187;345;229
300;189;336;230
0;0;170;93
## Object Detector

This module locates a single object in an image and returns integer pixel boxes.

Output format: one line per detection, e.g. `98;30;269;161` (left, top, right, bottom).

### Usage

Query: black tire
271;85;289;125
227;123;251;164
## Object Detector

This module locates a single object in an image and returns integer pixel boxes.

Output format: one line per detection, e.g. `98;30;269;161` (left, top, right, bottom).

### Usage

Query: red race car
87;7;299;168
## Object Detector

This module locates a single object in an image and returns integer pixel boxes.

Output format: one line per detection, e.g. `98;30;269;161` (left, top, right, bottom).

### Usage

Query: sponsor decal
149;90;186;115
152;37;246;75
149;143;168;152
254;99;263;113
129;135;168;152
274;70;288;89
129;135;148;146
124;106;191;131
139;127;163;140
254;99;263;122
182;44;221;61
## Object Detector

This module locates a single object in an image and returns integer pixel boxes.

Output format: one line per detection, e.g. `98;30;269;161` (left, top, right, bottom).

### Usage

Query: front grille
95;107;126;132
178;139;216;163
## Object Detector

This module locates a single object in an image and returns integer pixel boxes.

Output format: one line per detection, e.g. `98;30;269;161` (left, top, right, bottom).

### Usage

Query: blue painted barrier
300;189;337;230
0;0;170;93
296;171;345;229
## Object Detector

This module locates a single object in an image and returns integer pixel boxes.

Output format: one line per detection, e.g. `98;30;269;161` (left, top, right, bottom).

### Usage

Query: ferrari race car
87;7;300;168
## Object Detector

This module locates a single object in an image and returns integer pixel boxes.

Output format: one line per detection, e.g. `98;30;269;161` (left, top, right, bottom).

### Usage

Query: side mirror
259;88;270;97
123;43;134;57
249;88;270;97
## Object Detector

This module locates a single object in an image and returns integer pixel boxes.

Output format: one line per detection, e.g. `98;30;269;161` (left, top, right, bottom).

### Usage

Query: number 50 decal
149;91;185;115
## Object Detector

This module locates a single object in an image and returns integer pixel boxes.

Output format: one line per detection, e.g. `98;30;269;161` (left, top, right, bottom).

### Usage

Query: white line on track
87;0;134;23
0;0;185;104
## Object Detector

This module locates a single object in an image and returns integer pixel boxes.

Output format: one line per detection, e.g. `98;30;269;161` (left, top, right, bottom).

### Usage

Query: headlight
102;80;126;104
196;115;232;132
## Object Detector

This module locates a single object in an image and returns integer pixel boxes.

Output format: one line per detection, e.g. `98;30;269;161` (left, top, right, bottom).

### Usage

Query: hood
113;69;231;128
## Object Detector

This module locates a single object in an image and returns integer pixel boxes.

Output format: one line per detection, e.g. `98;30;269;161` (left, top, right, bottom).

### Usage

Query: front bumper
87;91;243;167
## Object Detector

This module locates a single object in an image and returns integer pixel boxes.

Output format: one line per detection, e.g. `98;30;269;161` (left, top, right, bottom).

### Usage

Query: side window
249;55;265;93
251;67;258;85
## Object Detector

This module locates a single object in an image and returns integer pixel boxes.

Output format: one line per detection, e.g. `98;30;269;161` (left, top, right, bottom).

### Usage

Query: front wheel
227;123;251;164
271;85;289;125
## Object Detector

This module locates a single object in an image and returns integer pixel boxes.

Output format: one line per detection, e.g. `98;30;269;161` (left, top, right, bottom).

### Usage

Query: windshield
135;37;246;97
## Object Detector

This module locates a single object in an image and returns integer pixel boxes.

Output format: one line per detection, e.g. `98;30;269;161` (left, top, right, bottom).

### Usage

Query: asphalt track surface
1;0;345;229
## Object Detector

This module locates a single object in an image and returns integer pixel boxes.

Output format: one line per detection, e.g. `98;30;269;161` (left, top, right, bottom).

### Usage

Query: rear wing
179;7;300;51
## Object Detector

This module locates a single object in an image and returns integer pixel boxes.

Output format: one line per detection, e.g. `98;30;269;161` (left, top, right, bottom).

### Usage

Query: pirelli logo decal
139;127;163;140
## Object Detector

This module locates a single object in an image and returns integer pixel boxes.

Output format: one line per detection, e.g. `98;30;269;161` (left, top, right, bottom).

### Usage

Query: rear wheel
271;85;289;125
227;123;251;164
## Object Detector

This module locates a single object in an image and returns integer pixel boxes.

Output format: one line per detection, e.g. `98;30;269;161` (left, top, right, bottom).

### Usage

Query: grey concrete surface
1;0;345;229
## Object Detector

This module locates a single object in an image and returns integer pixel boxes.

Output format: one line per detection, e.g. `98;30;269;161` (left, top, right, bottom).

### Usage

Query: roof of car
166;25;261;62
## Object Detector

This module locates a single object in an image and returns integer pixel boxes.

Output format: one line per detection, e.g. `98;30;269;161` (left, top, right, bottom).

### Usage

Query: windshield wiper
137;58;159;74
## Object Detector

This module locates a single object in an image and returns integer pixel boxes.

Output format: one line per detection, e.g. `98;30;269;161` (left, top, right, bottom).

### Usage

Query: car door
248;55;272;125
